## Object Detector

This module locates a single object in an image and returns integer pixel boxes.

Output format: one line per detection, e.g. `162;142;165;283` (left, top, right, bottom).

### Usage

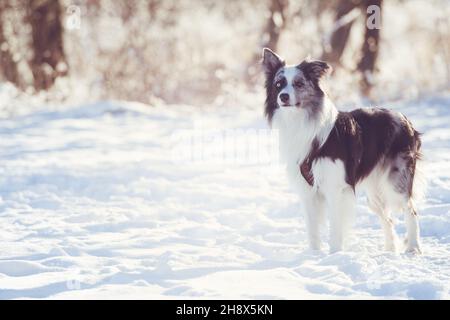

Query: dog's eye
275;79;286;89
295;81;304;87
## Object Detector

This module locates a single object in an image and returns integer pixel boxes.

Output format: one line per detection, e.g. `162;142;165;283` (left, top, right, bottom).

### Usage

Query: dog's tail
410;131;427;209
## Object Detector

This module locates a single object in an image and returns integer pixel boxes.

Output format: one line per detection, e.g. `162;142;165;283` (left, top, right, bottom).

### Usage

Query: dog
262;48;424;254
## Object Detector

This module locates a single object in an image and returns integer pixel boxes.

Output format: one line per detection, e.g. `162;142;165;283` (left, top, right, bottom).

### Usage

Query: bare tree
26;0;67;91
357;0;382;96
246;0;288;84
321;0;382;97
262;0;288;51
148;0;161;20
118;2;137;23
0;1;21;86
321;0;362;66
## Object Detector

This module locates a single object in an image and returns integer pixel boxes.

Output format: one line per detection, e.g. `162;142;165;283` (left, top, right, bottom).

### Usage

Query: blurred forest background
0;0;449;113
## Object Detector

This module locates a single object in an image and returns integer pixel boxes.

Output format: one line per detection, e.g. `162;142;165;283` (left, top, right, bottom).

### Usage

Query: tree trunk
27;0;67;91
357;0;382;97
148;0;161;20
0;1;21;86
321;0;362;65
262;0;288;51
246;0;287;85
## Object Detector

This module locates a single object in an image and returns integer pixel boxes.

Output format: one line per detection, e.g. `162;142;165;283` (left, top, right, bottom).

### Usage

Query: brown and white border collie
262;48;425;254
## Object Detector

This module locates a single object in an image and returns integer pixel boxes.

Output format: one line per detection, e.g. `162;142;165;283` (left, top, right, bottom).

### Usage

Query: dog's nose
280;93;290;103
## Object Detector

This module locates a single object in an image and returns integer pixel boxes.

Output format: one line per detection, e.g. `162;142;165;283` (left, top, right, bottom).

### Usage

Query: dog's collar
300;157;314;186
299;140;320;187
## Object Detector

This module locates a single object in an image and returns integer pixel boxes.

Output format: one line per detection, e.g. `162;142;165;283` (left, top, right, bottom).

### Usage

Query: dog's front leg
327;187;355;253
303;193;325;250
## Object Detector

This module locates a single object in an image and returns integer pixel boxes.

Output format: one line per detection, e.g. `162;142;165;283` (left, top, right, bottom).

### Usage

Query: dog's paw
384;242;399;253
405;245;422;255
404;238;422;255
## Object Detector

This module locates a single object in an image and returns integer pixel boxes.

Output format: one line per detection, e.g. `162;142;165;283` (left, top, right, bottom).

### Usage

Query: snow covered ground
0;93;450;299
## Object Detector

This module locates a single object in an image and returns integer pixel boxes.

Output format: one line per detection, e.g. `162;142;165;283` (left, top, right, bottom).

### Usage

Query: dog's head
262;48;331;122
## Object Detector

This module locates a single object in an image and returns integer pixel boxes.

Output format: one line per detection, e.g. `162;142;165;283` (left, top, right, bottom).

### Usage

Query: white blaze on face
277;66;301;107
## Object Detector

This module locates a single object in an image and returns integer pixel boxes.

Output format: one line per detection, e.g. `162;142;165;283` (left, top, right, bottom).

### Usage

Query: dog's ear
300;60;332;80
262;48;285;74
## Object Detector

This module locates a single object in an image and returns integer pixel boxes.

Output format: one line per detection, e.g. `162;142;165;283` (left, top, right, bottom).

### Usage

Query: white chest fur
271;99;338;193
